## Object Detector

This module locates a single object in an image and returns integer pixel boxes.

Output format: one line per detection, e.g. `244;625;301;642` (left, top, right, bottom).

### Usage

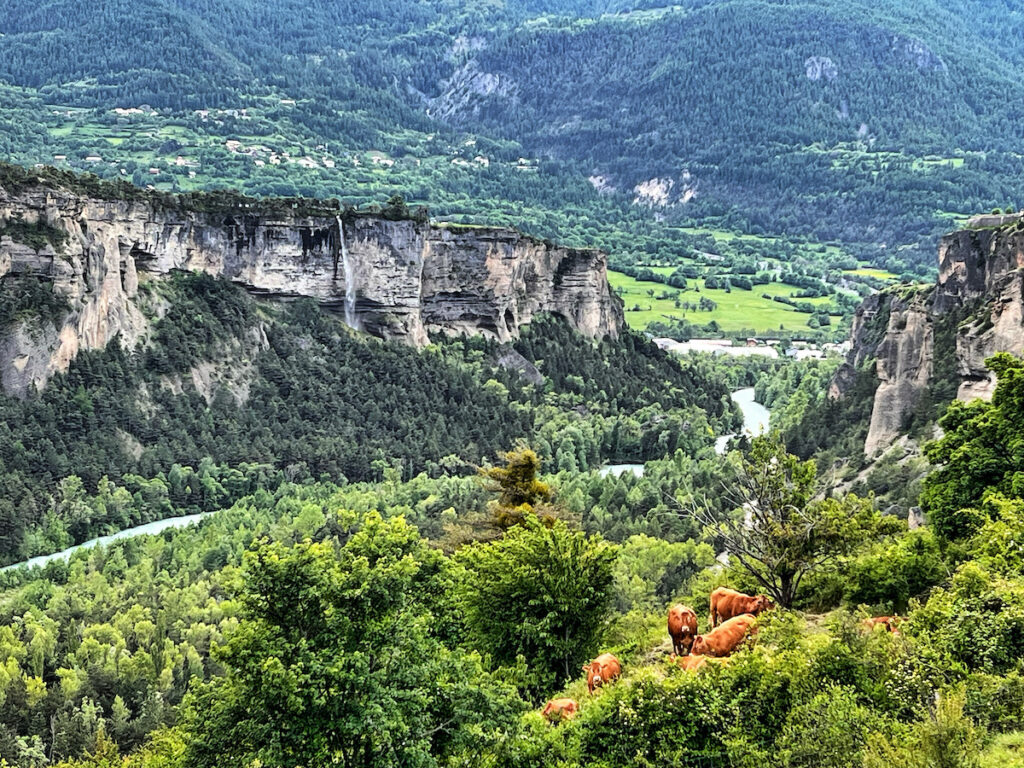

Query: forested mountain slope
0;0;1023;270
0;264;733;564
443;0;1024;252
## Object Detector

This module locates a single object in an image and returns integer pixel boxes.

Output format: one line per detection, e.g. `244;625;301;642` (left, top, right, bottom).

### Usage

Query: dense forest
0;271;735;565
0;0;1023;275
1;356;1024;765
3;0;1024;764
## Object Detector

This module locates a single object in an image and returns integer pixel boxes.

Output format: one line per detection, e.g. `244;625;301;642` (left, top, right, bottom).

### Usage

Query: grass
608;271;838;333
981;732;1024;767
843;267;898;280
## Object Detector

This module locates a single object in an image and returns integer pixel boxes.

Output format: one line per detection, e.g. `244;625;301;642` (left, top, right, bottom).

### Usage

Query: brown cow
709;587;773;627
583;653;622;693
675;653;708;671
691;613;757;657
667;604;699;656
541;698;579;722
862;616;900;634
673;653;730;672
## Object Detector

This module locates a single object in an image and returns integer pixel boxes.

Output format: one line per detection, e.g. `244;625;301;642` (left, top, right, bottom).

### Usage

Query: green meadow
608;270;839;333
842;266;899;280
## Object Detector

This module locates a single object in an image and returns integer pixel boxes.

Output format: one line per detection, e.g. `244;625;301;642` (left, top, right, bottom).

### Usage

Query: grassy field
608;270;839;333
843;266;898;280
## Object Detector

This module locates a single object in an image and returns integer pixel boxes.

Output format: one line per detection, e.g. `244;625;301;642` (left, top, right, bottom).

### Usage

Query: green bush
844;529;946;613
777;685;893;768
909;563;1024;674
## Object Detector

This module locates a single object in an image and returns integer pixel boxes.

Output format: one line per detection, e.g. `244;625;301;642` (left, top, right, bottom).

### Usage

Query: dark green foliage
455;515;616;698
780;362;880;464
185;515;525;768
459;0;1024;257
0;275;735;563
514;314;732;426
144;272;254;373
844;530;946;613
921;353;1024;541
0;275;69;329
0;0;1023;276
0;216;67;252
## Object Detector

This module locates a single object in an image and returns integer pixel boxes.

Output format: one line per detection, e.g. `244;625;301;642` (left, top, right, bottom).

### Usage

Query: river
2;512;211;572
7;391;767;571
714;387;770;454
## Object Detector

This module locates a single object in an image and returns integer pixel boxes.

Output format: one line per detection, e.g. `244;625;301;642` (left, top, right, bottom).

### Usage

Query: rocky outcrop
835;218;1024;455
0;180;622;395
863;290;934;456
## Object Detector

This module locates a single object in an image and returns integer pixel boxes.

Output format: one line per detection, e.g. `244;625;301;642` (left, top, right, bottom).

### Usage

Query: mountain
0;164;622;394
0;0;1023;274
828;211;1024;456
0;165;732;565
438;0;1024;251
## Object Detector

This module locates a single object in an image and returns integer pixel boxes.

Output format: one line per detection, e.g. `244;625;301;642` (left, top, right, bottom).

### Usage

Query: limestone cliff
835;214;1024;456
0;178;622;395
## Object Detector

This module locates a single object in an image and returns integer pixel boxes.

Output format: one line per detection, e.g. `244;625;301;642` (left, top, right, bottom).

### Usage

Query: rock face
835;218;1024;455
0;181;622;395
862;291;934;457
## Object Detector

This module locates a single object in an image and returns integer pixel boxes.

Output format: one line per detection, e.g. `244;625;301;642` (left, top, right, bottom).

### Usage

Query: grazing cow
691;613;757;657
542;698;579;722
583;653;622;693
862;616;900;634
668;604;699;656
709;587;774;627
673;654;729;672
675;653;708;671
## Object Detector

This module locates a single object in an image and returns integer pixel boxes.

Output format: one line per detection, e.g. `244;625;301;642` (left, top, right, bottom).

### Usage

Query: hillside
443;0;1024;253
4;2;1024;766
0;0;1023;274
3;395;1024;766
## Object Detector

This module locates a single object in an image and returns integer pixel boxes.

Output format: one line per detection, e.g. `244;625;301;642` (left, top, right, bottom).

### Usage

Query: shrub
863;691;983;768
844;529;945;613
777;685;893;768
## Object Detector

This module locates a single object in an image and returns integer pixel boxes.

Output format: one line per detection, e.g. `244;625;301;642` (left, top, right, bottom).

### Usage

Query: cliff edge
834;214;1024;456
0;172;623;395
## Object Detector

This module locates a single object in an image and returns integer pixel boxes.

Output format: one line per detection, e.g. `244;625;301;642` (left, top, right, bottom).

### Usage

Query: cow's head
754;595;774;614
691;635;708;656
680;630;695;655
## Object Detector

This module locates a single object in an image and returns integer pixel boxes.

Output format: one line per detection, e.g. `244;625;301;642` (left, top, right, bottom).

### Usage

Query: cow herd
542;587;901;723
542;588;774;722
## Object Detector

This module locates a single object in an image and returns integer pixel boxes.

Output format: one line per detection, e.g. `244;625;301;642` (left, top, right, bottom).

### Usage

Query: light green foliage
608;269;842;335
863;692;983;768
776;685;891;768
909;563;1024;675
455;515;617;698
610;534;715;613
494;614;913;768
844;529;945;613
969;493;1024;575
480;448;553;530
980;732;1024;768
185;513;524;768
690;437;897;607
755;357;843;438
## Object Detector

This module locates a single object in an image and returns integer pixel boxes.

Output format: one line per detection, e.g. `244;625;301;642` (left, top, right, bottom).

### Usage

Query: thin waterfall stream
337;216;360;330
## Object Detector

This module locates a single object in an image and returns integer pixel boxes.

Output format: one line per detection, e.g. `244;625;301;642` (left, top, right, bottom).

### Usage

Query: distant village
653;336;849;360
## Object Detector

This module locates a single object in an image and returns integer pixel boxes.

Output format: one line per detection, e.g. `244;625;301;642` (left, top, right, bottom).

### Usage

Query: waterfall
337;216;360;330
